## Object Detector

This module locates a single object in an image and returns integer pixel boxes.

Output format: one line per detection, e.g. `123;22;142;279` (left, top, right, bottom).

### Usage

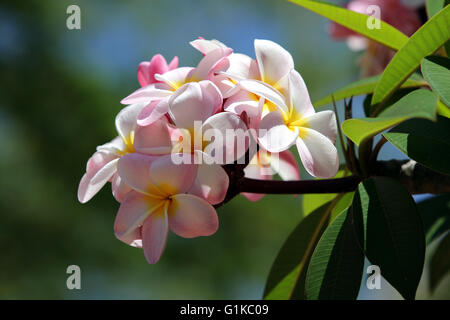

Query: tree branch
215;159;450;208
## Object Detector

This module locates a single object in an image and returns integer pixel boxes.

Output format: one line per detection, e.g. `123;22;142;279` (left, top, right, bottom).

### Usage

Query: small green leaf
342;89;438;146
314;74;426;108
371;5;450;105
352;177;426;300
421;56;450;107
429;231;450;292
417;194;450;244
305;208;364;300
383;116;450;175
263;202;332;299
289;0;409;50
426;0;449;19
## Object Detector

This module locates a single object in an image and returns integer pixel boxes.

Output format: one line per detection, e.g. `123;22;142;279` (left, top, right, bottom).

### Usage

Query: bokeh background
0;0;445;299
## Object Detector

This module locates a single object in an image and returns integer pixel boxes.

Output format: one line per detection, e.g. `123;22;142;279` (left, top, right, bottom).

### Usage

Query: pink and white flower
114;153;219;264
137;54;179;87
257;70;339;178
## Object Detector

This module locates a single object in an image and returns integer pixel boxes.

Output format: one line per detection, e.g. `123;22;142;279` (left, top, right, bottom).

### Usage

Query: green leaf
263;202;332;299
289;0;409;51
429;231;450;292
372;6;450;105
417;194;450;244
352;177;426;300
421;56;450;107
383;116;450;175
314;74;427;108
342;89;438;146
305;208;364;300
426;0;449;19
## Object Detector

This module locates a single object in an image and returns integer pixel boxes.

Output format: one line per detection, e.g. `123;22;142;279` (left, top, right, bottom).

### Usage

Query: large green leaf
342;89;438;146
372;6;450;105
429;231;450;292
352;177;426;300
421;56;450;108
305;208;364;300
417;194;450;244
289;0;408;50
263;202;332;299
383;116;450;175
314;74;426;108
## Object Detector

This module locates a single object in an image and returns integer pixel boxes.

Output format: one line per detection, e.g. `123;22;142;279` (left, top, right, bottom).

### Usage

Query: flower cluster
78;38;339;264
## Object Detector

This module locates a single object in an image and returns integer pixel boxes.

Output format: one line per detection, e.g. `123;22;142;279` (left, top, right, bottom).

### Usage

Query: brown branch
214;159;450;208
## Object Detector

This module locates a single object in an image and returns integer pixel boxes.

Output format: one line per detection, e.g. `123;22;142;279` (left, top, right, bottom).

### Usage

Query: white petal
115;102;147;143
77;157;119;203
121;84;172;104
190;38;227;55
270;150;300;181
296;129;339;178
239;79;288;114
254;39;294;85
258;111;298;153
287;69;315;117
302;110;337;143
154;67;194;90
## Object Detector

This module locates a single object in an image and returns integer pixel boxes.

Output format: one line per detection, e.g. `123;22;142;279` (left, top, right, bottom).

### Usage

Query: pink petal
117;153;162;196
296;129;339;178
112;173;133;203
137;54;170;87
168;81;220;129
202;112;250;164
149;154;198;195
167;56;179;70
190;47;233;81
117;226;142;248
154;67;194;90
168;194;218;238
136;99;169;126
121;83;172;105
134;117;176;155
258;111;298;153
142;209;169;264
188;162;229;205
114;191;162;239
254;39;294;85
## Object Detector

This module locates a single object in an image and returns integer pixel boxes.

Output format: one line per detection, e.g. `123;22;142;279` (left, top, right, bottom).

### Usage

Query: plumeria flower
221;39;295;131
114;153;219;264
121;46;233;127
258;70;339;178
132;83;250;204
77;103;146;203
242;149;300;202
137;54;179;87
330;0;421;75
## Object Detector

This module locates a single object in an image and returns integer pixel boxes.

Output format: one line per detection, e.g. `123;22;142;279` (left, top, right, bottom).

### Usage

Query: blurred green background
1;0;427;299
